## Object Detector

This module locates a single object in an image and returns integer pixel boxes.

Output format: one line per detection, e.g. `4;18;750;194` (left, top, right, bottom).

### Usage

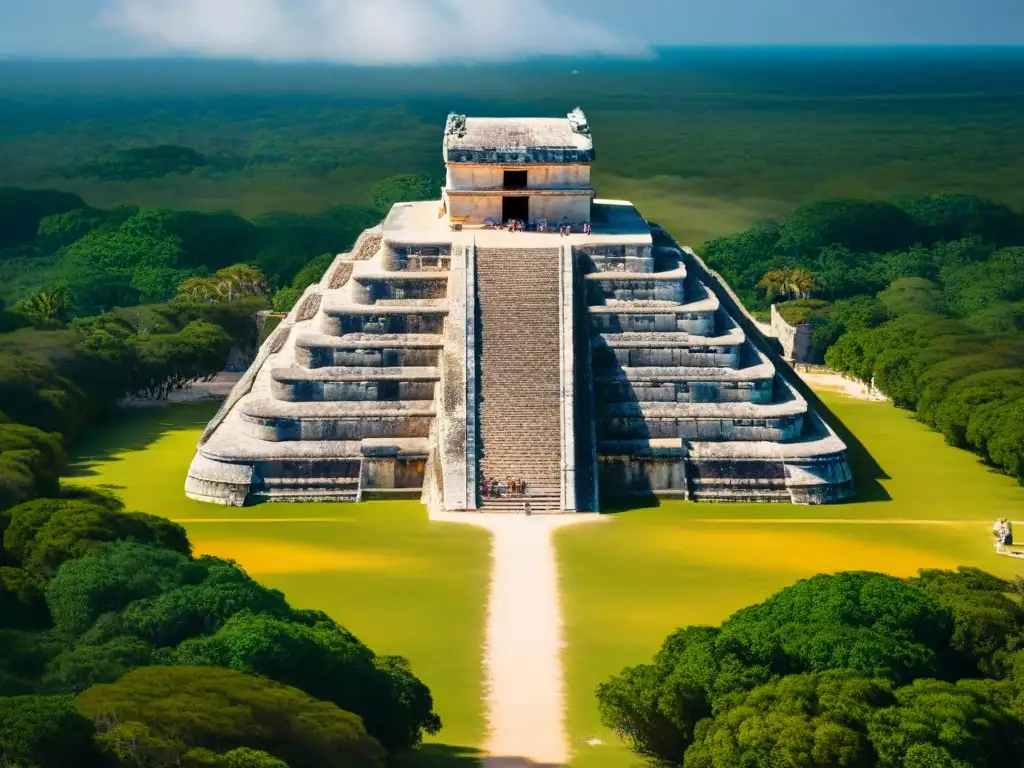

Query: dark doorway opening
502;196;529;223
503;170;528;189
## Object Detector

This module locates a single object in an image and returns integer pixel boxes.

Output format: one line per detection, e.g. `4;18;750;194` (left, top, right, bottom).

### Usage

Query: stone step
262;477;359;489
691;489;791;503
479;496;563;513
253;488;361;503
476;246;564;498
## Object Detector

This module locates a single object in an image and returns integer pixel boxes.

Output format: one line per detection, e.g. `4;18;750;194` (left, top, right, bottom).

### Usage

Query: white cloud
103;0;648;64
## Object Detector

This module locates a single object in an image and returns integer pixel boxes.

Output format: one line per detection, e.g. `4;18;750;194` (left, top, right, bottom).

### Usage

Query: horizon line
1;42;1023;65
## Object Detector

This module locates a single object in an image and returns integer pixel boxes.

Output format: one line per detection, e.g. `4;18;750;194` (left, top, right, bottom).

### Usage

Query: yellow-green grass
66;402;491;763
557;391;1024;767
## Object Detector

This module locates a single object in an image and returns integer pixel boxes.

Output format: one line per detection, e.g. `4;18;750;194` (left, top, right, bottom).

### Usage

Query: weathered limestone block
185;454;254;506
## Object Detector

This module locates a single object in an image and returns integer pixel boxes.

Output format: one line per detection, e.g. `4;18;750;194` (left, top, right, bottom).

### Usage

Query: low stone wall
323;312;446;336
598;453;688;497
296;343;439;369
596;378;774;405
271;379;435;403
587;277;685;304
239;411;433;442
597;412;804;442
439;244;475;510
574;244;653;271
589;309;715;336
559;243;579;511
771;304;813;362
596;341;741;369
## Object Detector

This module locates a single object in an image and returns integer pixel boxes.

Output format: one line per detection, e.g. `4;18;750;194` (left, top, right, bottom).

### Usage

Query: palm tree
15;286;73;325
758;267;816;302
788;268;816;299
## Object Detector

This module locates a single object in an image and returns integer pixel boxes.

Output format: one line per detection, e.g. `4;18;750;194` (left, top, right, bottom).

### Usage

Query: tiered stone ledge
270;365;440;382
594;326;745;369
349;274;450;305
270;365;440;402
294;332;443;369
596;350;776;404
588;296;719;335
593;326;745;347
200;424;429;462
602;391;805;418
320;300;450;316
239;397;436;442
583;262;686;282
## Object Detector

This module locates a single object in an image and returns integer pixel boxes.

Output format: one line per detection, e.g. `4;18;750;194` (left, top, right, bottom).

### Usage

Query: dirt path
431;510;603;766
796;369;888;401
120;372;243;408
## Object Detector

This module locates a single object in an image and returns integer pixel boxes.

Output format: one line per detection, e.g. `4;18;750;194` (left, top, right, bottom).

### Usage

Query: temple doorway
502;196;529;223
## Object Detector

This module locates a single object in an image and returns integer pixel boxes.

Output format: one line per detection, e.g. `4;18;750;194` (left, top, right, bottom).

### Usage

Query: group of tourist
496;217;593;236
481;475;529;499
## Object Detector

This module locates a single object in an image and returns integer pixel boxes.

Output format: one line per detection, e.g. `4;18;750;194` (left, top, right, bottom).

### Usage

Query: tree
0;425;63;511
0;188;86;249
45;541;205;635
716;572;952;684
2;497;189;610
0;630;60;694
174;612;441;751
220;747;290;768
75;666;387;768
597;572;981;765
114;559;292;647
36;209;105;249
683;672;891;768
368;174;440;213
177;265;269;304
596;626;719;762
42;636;155;692
0;350;87;436
272;253;333;312
906;568;1024;678
941;246;1024;316
877;277;949;317
57;210;186;313
966;301;1024;333
132;320;233;399
272;287;302;313
0;694;103;768
867;679;1022;768
776;199;921;258
13;287;73;326
758;267;816;302
897;193;1021;247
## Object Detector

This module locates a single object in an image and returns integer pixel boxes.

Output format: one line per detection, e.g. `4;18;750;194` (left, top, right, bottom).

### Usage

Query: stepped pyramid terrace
187;109;854;510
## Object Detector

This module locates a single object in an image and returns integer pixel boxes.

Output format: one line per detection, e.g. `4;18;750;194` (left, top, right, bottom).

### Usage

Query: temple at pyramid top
442;108;597;226
443;108;595;164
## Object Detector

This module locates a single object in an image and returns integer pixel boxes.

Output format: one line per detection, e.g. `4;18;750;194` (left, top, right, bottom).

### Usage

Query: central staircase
476;246;563;512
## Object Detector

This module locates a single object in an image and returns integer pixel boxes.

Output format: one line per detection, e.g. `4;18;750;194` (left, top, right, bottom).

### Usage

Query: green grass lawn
66;402;491;765
557;391;1024;767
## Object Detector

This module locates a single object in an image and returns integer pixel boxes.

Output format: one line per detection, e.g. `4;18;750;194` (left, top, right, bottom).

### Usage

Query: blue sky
0;0;1021;62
